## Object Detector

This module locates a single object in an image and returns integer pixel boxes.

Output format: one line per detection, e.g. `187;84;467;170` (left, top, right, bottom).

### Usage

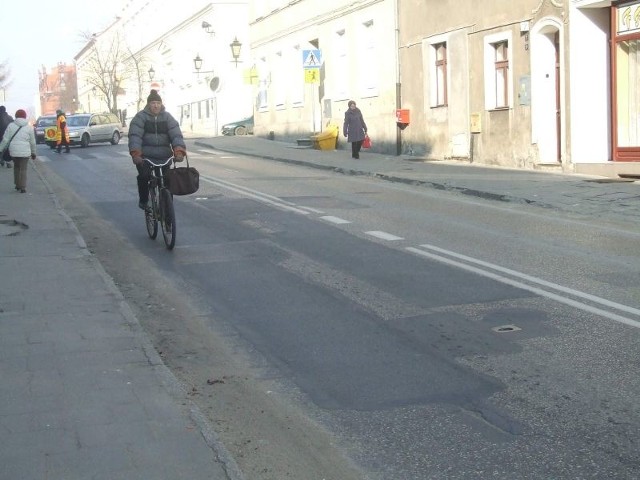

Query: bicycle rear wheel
160;188;176;250
145;187;158;239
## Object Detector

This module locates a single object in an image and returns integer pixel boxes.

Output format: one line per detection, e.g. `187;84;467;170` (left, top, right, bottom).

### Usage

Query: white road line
406;246;640;329
321;216;351;224
196;148;222;155
365;231;404;241
201;175;310;214
419;243;640;317
299;206;325;214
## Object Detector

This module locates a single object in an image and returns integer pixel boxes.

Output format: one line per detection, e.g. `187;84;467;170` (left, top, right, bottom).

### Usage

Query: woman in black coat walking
343;100;367;159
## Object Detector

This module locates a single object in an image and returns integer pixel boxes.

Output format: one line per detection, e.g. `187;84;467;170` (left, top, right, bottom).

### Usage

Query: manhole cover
0;219;28;236
491;324;522;333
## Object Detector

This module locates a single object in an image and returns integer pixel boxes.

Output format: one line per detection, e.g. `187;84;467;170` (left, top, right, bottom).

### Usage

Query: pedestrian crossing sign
302;49;322;68
304;68;320;83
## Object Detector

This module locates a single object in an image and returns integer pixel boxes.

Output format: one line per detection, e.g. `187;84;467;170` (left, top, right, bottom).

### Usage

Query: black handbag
166;156;199;196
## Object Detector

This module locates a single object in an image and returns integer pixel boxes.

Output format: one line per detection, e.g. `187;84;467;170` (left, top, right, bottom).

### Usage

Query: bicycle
143;156;176;250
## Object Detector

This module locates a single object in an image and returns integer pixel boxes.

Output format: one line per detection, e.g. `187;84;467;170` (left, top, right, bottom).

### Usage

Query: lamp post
230;37;242;67
88;87;95;112
148;66;155;81
192;54;215;76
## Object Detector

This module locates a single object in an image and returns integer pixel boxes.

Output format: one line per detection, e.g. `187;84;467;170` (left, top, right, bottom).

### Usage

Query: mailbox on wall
396;109;410;130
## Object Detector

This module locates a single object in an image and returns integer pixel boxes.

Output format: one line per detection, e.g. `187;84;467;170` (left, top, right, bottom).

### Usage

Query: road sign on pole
302;49;322;68
304;68;320;83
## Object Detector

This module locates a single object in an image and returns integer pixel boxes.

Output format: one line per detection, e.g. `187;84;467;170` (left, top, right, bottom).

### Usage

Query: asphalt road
37;142;640;479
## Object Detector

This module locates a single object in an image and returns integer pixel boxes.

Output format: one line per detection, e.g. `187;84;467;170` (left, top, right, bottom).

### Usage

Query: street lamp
230;37;242;67
88;87;96;112
192;54;215;76
148;66;155;81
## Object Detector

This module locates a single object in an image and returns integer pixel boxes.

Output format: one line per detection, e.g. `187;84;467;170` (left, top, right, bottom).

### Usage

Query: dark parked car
34;115;57;144
221;115;254;136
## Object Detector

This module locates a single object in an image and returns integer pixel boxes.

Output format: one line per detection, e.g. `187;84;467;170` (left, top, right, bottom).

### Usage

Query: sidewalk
0;163;243;479
194;135;640;222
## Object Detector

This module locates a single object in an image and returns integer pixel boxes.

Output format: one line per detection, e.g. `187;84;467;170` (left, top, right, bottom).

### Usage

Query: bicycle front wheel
145;187;158;239
160;188;176;250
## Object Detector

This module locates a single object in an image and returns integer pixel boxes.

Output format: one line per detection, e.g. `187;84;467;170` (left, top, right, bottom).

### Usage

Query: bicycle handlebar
143;156;174;168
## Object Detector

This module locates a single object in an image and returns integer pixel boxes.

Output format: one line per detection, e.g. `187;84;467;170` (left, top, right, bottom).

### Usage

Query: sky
2;1;122;117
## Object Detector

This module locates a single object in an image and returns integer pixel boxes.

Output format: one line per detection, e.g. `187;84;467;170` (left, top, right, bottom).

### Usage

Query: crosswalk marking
321;216;351;225
365;231;404;241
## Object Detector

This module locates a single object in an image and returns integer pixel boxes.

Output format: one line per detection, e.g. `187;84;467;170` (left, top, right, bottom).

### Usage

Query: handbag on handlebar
166;155;199;196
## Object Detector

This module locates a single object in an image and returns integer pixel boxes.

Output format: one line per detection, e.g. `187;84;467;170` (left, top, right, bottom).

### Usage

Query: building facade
38;63;78;116
399;0;640;175
570;0;640;176
75;0;251;134
248;0;640;176
397;0;563;168
249;0;399;150
72;0;640;176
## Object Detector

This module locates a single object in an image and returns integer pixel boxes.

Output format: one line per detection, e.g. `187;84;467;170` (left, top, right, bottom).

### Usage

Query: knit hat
15;109;27;119
147;89;162;103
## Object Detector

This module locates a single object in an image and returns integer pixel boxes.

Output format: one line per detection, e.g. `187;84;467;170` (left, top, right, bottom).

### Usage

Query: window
484;32;513;110
274;51;286;108
334;30;348;101
434;42;447;106
359;20;378;97
616;39;640;147
257;57;269;111
291;45;304;106
494;41;509;108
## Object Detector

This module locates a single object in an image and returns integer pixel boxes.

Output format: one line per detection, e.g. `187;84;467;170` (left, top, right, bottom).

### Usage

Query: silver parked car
66;113;123;147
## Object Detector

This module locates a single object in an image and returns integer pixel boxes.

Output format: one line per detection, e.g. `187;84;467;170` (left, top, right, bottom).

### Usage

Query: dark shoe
65;149;70;153
138;201;149;210
6;162;12;168
20;189;25;193
14;186;19;191
56;149;61;154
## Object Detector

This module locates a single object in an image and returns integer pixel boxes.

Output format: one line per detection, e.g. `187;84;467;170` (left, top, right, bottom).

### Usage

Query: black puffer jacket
0;110;14;140
128;104;185;161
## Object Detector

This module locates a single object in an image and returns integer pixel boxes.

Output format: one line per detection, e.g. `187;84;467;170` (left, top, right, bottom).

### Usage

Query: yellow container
312;124;339;150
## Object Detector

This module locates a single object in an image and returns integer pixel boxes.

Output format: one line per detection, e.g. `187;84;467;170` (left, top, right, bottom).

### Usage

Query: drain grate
491;324;522;333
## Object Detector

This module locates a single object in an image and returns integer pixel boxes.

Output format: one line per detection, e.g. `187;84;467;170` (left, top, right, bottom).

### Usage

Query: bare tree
124;47;149;113
80;31;150;120
0;60;12;100
81;32;135;115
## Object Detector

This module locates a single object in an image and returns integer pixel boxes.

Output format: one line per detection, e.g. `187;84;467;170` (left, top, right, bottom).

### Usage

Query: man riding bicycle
128;89;187;210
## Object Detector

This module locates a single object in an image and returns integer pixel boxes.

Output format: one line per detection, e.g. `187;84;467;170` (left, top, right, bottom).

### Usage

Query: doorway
531;22;562;163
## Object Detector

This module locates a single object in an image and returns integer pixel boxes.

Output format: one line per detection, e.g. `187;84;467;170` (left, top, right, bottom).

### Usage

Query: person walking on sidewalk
55;109;71;154
128;89;186;210
343;100;368;159
0;109;37;193
0;105;14;167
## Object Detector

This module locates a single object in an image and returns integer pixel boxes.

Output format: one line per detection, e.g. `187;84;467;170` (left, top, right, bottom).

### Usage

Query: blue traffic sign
302;49;322;68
